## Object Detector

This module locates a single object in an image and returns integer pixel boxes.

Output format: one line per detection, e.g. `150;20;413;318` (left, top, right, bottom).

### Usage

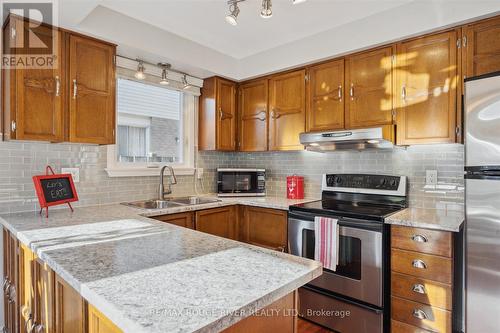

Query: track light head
225;2;240;26
135;60;146;80
260;0;272;18
158;63;171;85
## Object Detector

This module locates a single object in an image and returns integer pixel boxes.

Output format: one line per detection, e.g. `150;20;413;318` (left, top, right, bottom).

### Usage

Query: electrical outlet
197;168;204;179
426;170;438;185
61;167;80;183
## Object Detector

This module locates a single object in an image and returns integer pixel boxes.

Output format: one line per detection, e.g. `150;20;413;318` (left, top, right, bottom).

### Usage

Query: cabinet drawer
391;296;451;333
391;226;452;258
391;272;452;310
391;249;452;284
391;320;435;333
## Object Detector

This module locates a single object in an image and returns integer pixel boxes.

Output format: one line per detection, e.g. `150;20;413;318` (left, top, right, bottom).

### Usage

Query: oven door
288;211;383;307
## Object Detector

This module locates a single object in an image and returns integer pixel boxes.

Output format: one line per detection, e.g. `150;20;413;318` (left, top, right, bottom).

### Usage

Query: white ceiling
57;0;500;80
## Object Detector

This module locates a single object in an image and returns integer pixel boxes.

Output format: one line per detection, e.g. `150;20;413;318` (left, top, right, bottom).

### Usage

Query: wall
0;140;464;214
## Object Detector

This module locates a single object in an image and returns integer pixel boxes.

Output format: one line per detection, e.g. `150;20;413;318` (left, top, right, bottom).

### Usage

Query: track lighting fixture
158;63;171;85
225;2;240;26
134;60;146;80
260;0;272;19
182;75;191;90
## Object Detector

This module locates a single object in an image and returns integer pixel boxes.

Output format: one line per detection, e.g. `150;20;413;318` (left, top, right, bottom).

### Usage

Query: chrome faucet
158;165;177;200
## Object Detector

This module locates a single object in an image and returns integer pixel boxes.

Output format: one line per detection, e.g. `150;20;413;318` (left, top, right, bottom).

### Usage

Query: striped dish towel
314;216;339;271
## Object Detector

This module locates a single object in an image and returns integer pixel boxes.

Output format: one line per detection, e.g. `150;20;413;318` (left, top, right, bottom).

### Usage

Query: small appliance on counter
287;175;304;199
217;168;265;197
288;174;408;333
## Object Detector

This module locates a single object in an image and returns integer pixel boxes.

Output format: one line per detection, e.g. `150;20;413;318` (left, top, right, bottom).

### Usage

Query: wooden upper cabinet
464;16;500;77
345;46;394;129
306;59;345;132
2;15;64;142
68;35;116;144
195;206;237;240
395;30;459;145
239;79;268;151
199;77;237;151
268;70;306;151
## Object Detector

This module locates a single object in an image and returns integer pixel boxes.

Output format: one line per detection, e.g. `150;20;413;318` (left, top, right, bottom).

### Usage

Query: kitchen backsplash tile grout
0;141;464;214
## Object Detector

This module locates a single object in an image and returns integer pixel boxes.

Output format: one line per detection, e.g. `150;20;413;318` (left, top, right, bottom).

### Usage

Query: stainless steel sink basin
122;200;185;210
168;196;221;205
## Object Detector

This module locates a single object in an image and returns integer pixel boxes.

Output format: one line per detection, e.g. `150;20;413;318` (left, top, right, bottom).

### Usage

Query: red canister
287;175;304;199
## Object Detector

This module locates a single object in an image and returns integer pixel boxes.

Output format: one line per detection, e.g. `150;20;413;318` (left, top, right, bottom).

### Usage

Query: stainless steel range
288;174;408;333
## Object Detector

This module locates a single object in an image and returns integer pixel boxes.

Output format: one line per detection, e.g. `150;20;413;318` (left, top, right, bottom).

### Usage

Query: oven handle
288;211;383;232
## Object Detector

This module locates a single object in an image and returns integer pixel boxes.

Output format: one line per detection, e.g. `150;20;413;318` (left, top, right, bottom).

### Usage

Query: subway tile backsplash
0;141;464;214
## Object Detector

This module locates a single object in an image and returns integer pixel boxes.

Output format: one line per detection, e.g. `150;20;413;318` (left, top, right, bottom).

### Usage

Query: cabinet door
239;80;268;151
195;206;236;240
240;207;287;252
3;230;19;333
307;59;345;132
19;244;35;333
55;275;85;333
345;46;394;128
12;19;64;142
216;78;237;151
153;212;195;229
88;304;122;333
68;35;116;144
395;30;458;145
269;70;306;151
464;16;500;77
33;258;55;333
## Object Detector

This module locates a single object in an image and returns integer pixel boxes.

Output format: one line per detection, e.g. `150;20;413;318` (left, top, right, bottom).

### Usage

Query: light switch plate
61;167;80;183
425;170;437;185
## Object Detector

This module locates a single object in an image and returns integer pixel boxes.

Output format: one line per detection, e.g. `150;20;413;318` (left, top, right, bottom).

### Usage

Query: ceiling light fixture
260;0;273;18
292;0;307;4
158;63;171;85
182;75;191;90
225;2;240;26
134;60;146;80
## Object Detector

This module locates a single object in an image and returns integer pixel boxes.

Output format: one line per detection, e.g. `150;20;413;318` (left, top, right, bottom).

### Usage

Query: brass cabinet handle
257;111;266;121
275;246;285;252
401;86;407;103
412;308;428;320
72;79;77;99
349;83;354;100
3;277;10;292
338;85;342;101
34;324;44;333
412;284;426;294
25;314;33;333
411;234;428;243
218;107;223;120
412;259;427;269
271;109;281;119
8;284;16;303
55;76;60;96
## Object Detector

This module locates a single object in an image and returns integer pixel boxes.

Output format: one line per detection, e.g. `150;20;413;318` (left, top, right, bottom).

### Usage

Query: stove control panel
325;174;402;191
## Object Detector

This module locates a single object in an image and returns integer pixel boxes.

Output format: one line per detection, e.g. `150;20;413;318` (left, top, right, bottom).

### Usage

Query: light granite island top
385;207;465;232
0;202;322;333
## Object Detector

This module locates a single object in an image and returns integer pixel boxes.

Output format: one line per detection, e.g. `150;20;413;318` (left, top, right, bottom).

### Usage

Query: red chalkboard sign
33;166;78;217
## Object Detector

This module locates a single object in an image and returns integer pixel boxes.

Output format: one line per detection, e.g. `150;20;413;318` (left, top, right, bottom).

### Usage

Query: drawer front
391;249;452;284
391;225;452;258
391;296;452;333
391;272;452;310
391;320;435;333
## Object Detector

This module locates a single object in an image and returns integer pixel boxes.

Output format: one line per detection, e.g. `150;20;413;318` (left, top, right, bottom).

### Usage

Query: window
106;77;196;177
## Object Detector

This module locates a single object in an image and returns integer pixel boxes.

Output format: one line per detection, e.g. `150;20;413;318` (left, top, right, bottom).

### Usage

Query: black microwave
217;168;266;197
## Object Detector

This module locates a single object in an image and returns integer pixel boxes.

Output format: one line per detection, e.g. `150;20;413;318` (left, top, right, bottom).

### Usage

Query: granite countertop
385;207;465;232
0;199;322;333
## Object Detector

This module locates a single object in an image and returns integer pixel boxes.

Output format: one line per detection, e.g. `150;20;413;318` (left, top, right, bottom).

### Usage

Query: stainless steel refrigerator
465;71;500;333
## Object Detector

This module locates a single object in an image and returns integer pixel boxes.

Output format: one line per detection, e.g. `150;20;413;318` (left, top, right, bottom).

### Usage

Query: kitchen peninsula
0;203;322;333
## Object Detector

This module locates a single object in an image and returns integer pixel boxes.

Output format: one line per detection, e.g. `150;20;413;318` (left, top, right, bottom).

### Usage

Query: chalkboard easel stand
40;166;74;218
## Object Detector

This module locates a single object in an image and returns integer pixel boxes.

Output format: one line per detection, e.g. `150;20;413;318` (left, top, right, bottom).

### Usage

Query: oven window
302;229;362;280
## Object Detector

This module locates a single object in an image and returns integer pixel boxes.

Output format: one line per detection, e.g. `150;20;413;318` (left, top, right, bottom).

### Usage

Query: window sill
105;167;195;177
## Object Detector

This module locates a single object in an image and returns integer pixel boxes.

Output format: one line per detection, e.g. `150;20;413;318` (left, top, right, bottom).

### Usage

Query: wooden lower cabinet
88;305;122;333
55;275;86;333
239;206;288;252
3;229;19;333
391;225;455;333
195;206;237;240
153;212;195;229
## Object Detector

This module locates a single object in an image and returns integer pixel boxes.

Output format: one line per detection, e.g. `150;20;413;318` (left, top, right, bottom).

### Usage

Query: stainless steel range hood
300;127;394;151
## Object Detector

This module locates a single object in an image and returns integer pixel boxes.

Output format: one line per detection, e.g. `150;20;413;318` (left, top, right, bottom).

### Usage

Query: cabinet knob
412;259;427;269
412;308;428;320
412;283;426;294
411;234;428;243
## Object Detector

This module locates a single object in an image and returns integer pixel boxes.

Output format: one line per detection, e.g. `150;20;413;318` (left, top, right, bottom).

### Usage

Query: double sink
123;196;221;210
